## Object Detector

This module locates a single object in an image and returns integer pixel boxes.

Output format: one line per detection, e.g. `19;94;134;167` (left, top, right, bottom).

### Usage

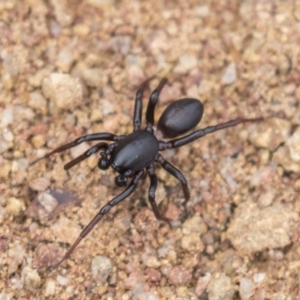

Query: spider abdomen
111;130;159;173
157;98;204;138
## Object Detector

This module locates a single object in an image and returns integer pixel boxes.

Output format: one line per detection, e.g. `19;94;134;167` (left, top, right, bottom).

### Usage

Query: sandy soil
1;0;300;299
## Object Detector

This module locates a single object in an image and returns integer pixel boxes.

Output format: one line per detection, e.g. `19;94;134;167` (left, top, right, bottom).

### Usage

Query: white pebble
42;73;83;110
221;62;237;85
1;107;14;127
0;138;10;154
91;255;112;284
175;54;198;73
0;293;10;300
81;68;103;87
29;92;47;112
253;272;266;283
239;278;254;300
21;267;41;291
56;275;69;286
29;177;51;192
44;279;56;296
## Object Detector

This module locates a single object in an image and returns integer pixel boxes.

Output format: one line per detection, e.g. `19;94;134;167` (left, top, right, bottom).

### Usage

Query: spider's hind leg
147;163;172;225
49;170;144;270
155;154;190;205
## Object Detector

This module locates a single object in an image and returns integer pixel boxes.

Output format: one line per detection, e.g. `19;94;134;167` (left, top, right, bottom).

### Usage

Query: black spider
31;78;263;269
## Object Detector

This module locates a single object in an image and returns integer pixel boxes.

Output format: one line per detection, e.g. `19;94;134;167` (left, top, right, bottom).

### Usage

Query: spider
31;77;263;269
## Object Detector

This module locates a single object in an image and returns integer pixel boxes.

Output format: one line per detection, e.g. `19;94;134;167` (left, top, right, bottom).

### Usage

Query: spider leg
145;77;168;132
155;153;190;205
158;116;263;150
64;142;108;170
146;163;171;224
133;77;155;131
50;170;144;270
31;133;122;165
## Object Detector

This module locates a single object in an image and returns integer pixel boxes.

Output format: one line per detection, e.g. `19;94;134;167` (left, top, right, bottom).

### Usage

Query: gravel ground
1;0;300;299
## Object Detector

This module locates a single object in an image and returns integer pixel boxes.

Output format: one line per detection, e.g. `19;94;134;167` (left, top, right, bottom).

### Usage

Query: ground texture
1;0;300;299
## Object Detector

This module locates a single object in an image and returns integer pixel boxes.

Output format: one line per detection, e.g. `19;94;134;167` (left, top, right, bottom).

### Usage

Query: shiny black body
111;130;159;173
157;98;204;138
31;77;263;269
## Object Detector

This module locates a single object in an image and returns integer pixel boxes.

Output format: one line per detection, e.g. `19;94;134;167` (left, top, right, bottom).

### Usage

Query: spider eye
98;156;110;170
115;174;127;187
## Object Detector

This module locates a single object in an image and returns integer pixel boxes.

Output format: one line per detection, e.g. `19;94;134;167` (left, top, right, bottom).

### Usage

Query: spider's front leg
49;170;144;270
145;78;168;132
64;142;108;170
30;132;122;166
133;76;157;131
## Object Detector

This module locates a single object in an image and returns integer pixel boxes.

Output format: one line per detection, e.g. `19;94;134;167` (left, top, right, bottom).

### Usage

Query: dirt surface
1;0;300;299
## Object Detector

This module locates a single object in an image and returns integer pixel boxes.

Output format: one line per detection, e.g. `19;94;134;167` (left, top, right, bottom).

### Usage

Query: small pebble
195;273;211;296
141;254;161;268
38;192;59;214
174;54;198;73
273;145;300;174
254;288;266;300
33;243;63;269
81;68;103;87
239;278;254;300
31;134;46;149
16;158;29;172
286;126;300;162
227;201;298;254
294;179;300;191
29;92;47;112
248;118;291;152
221;62;237;85
56;275;69;286
25;191;58;222
91;255;112;284
21;267;41;291
219;250;243;274
56;46;75;72
207;273;234;300
181;233;204;252
0;138;10;154
42;73;83;110
257;189;275;207
195;5;210;17
164;202;181;221
167;265;192;286
0;293;10;300
50;0;73;27
8;245;25;275
1;107;14;127
44;279;56;296
182;214;207;235
3;129;13;142
123;271;143;291
5;197;24;216
29;177;51;192
73;23;90;36
0;162;10;179
253;273;266;283
145;268;161;282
